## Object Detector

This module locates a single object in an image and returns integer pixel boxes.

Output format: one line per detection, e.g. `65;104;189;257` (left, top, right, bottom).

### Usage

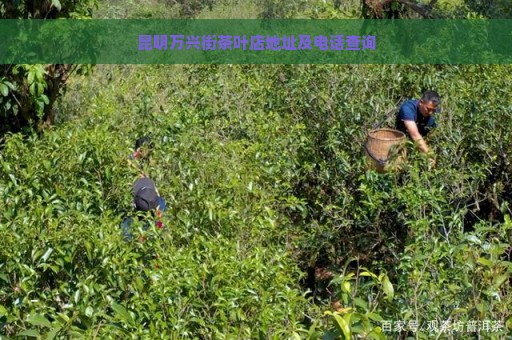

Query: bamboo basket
364;128;406;173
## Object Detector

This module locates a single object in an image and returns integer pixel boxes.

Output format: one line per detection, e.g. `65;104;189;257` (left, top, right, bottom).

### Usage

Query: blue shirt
395;99;437;137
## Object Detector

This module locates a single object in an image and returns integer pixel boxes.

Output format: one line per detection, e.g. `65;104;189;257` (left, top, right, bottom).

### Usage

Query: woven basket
365;128;406;173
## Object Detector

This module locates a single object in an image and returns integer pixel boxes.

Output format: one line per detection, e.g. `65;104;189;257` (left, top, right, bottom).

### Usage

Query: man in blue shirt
396;90;440;154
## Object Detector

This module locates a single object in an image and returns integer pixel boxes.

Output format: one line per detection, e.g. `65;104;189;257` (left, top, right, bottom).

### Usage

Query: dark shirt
395;99;437;137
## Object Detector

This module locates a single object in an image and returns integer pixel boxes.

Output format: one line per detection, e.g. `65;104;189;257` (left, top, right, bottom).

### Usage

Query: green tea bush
0;64;317;338
2;60;512;338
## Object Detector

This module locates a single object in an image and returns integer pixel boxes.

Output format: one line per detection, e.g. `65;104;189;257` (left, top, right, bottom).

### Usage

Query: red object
154;253;160;269
156;221;163;229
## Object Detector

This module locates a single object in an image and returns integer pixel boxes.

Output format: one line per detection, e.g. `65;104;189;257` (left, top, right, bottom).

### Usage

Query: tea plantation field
1;1;512;339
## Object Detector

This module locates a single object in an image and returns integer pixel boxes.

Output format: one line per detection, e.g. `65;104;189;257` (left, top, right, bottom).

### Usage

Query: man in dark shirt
396;90;440;154
120;176;167;241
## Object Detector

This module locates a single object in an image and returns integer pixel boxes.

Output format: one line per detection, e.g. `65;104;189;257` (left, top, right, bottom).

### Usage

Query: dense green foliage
1;0;512;339
2;62;512;338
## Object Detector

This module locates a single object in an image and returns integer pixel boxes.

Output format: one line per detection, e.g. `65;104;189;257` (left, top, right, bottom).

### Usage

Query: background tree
0;0;97;136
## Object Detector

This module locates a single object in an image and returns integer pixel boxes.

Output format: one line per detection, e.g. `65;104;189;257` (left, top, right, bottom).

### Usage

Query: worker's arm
403;120;429;153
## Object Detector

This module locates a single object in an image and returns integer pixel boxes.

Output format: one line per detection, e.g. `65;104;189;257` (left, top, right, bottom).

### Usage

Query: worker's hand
426;150;436;168
421;150;436;169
